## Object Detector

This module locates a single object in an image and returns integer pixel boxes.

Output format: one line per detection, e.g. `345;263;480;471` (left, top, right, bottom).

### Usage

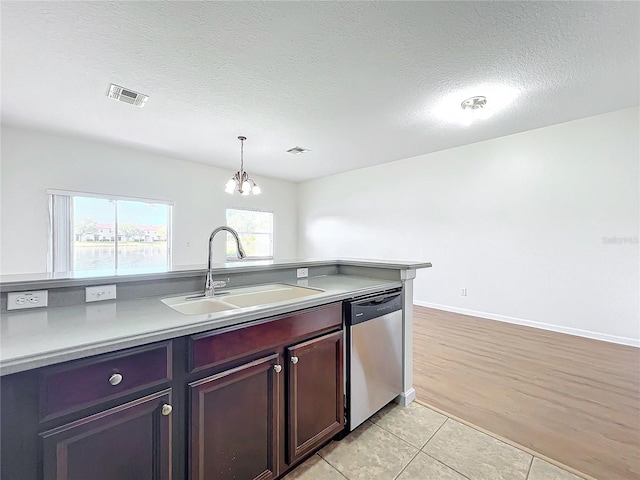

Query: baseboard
414;301;640;348
395;388;416;407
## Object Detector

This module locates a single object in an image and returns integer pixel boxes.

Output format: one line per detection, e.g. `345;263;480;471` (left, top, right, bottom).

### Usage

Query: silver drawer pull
161;404;173;416
108;373;123;386
290;356;299;365
273;364;282;373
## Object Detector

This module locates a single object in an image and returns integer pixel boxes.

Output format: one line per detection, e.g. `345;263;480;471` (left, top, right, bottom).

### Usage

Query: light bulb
225;179;236;194
241;181;251;193
252;184;261;195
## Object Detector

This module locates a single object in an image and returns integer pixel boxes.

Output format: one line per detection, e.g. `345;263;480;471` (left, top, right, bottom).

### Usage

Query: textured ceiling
1;1;638;182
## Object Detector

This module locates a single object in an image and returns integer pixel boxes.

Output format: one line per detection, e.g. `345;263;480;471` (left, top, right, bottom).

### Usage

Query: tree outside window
226;208;274;259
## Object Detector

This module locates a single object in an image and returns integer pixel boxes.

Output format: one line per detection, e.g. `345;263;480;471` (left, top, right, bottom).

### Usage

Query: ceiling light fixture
460;95;488;125
432;85;518;126
287;146;311;155
461;95;487;111
225;136;261;195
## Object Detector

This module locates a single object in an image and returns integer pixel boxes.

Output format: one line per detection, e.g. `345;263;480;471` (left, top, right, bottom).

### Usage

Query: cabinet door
287;330;344;464
189;353;280;480
41;389;172;480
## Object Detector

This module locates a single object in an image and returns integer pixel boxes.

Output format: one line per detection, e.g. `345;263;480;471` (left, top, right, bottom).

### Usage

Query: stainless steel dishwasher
344;290;403;431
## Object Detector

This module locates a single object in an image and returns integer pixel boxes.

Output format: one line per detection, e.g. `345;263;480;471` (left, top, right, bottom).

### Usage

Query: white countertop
0;274;402;376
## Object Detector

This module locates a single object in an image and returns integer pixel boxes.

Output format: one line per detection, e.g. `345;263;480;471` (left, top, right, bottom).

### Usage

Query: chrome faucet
204;226;246;297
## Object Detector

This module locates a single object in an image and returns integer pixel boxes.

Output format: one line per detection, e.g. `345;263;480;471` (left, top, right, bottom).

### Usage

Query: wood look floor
413;306;640;480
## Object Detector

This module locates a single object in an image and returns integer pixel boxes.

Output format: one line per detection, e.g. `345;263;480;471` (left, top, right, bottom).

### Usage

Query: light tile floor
284;402;585;480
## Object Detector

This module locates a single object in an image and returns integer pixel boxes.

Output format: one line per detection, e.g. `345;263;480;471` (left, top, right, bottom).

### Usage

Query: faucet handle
212;280;227;288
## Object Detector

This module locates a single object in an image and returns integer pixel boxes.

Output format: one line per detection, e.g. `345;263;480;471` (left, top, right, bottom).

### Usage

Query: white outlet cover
296;268;309;279
86;284;117;302
7;290;49;310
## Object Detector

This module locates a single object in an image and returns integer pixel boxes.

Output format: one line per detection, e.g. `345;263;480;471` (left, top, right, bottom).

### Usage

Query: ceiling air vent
107;84;148;107
287;146;310;155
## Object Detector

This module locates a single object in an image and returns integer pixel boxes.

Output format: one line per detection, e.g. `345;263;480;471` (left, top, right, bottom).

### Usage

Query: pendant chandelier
225;136;261;195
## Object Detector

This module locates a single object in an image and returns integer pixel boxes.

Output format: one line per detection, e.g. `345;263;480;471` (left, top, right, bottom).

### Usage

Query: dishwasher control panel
345;291;402;325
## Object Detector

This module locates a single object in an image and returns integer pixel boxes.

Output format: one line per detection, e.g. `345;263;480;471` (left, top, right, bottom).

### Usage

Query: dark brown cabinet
0;342;174;480
41;389;173;480
187;303;344;478
1;301;345;480
189;354;280;480
287;331;344;464
187;331;344;479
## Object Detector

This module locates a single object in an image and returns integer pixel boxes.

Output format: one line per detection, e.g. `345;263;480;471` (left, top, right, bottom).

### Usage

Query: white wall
0;126;299;274
298;107;640;346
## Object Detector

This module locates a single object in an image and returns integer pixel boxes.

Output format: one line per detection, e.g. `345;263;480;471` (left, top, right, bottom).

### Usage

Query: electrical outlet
86;284;117;303
296;268;309;279
460;288;467;296
7;290;48;310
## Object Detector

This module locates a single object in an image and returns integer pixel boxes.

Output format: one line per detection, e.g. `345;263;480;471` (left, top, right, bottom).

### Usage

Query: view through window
74;197;171;271
49;191;172;273
226;208;274;259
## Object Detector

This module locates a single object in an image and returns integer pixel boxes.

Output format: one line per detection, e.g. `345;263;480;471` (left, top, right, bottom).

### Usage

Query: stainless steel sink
161;283;324;315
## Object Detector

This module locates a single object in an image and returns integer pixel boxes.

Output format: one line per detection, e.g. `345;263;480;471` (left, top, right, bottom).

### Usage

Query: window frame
47;189;174;273
225;207;275;260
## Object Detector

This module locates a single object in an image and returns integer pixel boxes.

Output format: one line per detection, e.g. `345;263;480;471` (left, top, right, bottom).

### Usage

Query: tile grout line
319;422;418;480
421;451;472;480
314;448;350;480
392;448;423;480
525;455;535;480
420;417;473;480
376;412;455;480
414;399;597;480
370;408;448;451
420;415;449;448
359;418;426;480
371;412;448;458
367;416;426;451
320;455;350;480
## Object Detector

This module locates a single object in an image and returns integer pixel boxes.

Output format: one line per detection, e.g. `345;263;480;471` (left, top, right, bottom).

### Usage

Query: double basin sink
161;283;324;315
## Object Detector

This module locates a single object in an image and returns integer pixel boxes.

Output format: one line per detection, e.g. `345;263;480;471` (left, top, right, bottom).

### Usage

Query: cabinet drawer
40;342;172;421
190;302;341;373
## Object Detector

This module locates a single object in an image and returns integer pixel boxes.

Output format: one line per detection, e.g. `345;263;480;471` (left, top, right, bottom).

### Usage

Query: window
48;190;173;273
226;208;274;259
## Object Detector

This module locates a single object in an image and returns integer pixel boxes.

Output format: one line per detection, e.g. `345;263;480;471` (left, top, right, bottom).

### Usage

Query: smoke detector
107;84;148;107
287;146;311;155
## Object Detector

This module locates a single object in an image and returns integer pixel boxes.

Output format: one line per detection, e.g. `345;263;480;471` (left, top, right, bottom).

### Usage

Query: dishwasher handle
348;292;402;325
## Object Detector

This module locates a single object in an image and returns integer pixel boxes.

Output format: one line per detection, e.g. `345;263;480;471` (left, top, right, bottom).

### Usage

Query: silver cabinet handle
273;364;282;373
161;404;172;416
108;373;123;386
290;356;299;364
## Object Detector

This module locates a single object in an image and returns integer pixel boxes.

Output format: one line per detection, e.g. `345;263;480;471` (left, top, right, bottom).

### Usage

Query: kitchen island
0;258;430;480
